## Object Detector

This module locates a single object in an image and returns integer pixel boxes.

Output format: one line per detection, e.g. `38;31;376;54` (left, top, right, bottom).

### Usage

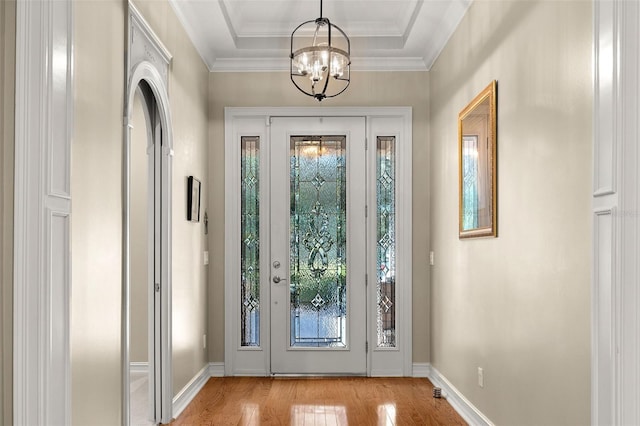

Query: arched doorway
123;4;174;424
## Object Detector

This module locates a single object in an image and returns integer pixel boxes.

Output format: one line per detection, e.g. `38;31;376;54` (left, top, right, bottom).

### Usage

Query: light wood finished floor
167;377;466;425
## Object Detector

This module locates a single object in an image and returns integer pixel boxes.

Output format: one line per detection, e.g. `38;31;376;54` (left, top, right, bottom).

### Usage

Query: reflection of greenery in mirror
458;81;497;238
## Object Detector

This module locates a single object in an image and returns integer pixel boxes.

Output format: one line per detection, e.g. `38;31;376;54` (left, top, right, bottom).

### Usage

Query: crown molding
168;0;470;73
210;56;428;72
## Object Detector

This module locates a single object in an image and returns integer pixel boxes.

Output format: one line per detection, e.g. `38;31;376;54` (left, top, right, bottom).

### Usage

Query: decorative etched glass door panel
290;136;347;348
241;136;260;347
376;136;396;348
271;117;366;374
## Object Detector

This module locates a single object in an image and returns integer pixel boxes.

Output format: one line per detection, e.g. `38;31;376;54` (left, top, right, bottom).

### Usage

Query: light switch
204;251;209;265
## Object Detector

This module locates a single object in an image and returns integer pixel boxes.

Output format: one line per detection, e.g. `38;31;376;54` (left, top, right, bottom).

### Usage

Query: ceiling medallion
290;0;351;101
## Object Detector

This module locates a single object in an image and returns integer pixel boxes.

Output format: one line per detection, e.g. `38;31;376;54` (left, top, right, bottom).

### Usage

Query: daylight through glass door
289;136;347;348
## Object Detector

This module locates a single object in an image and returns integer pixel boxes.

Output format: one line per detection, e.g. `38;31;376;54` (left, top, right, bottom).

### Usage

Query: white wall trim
208;362;225;377
171;363;224;419
14;0;73;424
172;365;210;419
428;365;494;426
123;3;174;425
412;362;432;378
593;0;640;424
130;362;149;373
210;57;430;73
169;0;471;73
592;0;619;198
225;106;413;119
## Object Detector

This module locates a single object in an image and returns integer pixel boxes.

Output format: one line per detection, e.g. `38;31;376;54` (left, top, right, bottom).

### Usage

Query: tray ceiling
168;0;472;71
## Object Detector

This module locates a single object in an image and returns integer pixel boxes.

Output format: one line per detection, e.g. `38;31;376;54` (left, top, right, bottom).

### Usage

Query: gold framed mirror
458;81;497;238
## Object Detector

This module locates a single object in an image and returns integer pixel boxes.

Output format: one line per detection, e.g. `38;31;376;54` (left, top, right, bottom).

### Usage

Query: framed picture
187;176;201;222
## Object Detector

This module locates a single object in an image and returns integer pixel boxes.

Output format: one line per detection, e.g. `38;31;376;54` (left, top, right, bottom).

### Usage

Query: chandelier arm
290;19;317;40
290;25;294;59
332;23;350;55
323;80;350;99
290;19;318;60
290;72;318;99
312;22;320;46
319;66;331;100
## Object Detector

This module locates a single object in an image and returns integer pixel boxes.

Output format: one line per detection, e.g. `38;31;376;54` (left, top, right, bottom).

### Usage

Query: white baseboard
208;362;225;377
130;362;149;373
412;362;432;378
172;365;210;419
428;365;494;426
170;363;225;419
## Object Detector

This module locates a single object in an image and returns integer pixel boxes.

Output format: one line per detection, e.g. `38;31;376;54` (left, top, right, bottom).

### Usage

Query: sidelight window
376;136;396;348
241;136;260;347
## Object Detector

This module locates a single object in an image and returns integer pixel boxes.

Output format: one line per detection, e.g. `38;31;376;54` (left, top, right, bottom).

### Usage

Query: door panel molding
225;107;413;376
14;0;73;423
593;1;640;423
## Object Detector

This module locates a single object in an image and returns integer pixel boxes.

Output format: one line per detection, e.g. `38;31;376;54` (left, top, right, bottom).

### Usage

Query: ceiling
168;0;472;72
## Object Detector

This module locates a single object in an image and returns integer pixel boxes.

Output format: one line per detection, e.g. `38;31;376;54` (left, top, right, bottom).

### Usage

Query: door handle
272;275;287;283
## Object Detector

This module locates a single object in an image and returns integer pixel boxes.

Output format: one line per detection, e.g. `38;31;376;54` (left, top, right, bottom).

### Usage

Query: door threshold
270;373;368;378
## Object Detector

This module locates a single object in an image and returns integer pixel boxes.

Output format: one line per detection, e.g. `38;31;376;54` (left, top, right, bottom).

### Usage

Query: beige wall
72;1;126;423
0;1;15;424
429;1;591;424
72;0;209;423
207;71;431;362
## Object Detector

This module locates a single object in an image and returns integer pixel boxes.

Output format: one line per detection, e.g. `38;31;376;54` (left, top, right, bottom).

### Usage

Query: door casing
224;107;413;377
123;4;174;424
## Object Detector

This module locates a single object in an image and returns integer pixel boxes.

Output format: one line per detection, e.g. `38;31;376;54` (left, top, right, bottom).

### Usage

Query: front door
270;117;367;374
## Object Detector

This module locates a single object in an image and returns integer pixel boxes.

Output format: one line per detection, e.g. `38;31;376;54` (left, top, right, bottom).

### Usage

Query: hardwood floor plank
167;377;466;426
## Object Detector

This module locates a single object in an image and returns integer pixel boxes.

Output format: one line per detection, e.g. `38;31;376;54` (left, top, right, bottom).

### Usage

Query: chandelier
290;0;351;101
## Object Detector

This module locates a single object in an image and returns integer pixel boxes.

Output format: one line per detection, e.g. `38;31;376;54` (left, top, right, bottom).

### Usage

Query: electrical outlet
478;367;484;388
429;251;435;266
203;334;207;349
204;251;209;265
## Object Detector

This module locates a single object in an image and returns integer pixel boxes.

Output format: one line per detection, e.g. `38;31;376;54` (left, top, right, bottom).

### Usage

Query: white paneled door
270;117;367;374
